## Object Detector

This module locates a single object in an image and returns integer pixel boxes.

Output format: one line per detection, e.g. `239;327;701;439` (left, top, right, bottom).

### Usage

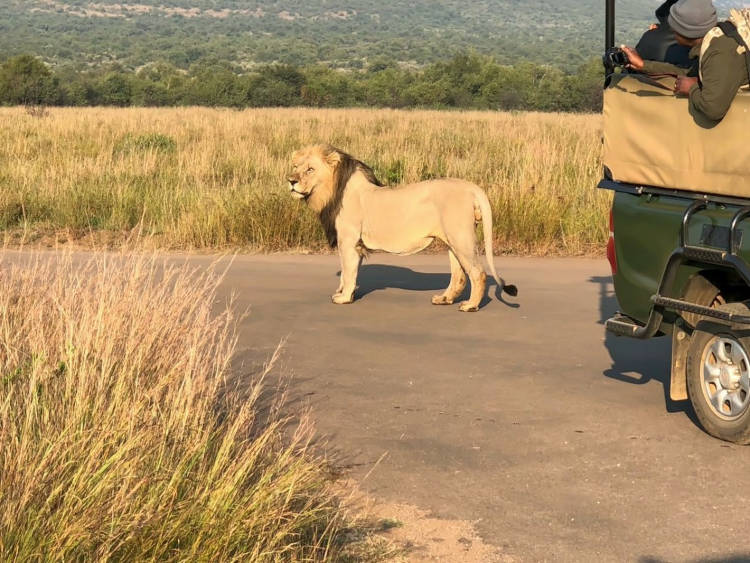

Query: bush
0;55;61;106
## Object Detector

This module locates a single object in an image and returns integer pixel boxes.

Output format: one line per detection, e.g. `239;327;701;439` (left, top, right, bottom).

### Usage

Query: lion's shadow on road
591;275;696;419
344;264;519;308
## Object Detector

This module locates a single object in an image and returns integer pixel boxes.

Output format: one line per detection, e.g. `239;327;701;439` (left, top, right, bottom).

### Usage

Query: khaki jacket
642;32;749;121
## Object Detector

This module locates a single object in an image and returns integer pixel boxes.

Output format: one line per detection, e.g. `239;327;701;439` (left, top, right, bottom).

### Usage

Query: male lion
288;144;517;312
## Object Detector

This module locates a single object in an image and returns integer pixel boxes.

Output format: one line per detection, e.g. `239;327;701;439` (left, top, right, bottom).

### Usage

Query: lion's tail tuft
475;188;518;299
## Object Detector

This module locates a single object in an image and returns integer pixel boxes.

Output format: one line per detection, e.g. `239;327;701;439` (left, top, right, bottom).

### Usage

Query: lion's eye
306;167;314;174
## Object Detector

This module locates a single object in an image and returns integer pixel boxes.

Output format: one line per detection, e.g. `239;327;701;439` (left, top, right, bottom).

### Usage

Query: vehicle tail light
607;207;617;275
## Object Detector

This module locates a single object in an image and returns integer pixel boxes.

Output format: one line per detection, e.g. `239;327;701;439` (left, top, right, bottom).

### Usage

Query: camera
603;47;630;72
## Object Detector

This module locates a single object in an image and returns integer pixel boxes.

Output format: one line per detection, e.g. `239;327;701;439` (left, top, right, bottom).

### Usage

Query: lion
287;144;517;312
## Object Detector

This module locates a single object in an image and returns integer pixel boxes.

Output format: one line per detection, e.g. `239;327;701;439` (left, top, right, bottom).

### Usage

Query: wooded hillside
1;0;713;70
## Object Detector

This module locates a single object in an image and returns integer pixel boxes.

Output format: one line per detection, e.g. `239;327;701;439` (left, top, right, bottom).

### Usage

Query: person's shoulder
700;29;744;59
713;33;737;49
712;33;741;49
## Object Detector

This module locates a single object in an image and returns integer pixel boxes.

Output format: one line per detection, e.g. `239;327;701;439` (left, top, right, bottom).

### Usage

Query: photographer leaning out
621;0;750;122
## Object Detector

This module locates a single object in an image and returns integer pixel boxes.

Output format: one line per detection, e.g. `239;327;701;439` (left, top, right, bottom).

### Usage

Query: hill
3;0;742;71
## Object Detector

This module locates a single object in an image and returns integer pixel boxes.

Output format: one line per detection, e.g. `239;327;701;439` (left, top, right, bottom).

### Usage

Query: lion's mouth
289;185;311;200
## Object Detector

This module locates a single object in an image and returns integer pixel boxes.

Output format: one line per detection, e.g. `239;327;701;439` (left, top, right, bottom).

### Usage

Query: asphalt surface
219;254;750;563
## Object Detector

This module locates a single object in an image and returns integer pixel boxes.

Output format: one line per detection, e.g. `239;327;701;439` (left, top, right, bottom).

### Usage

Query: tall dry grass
0;250;357;561
0;107;608;254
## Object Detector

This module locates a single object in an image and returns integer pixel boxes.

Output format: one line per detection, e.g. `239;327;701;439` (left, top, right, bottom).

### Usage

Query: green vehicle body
604;181;750;414
609;188;750;331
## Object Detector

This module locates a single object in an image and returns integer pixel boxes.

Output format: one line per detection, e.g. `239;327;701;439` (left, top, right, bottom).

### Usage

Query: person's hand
621;46;644;71
649;23;660;31
674;76;698;96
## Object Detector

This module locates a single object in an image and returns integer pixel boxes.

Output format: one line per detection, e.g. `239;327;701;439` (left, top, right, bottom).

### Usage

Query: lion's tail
475;189;518;298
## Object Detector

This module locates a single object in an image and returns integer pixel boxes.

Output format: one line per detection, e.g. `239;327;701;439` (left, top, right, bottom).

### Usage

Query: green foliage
0;52;605;112
0;55;61;105
114;133;177;154
377;160;406;185
97;73;134;106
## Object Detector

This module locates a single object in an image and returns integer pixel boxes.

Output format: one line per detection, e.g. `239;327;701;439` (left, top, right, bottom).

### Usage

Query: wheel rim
701;336;750;421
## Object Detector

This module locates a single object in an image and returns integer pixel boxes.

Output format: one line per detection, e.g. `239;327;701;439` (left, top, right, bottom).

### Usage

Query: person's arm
688;44;746;121
641;60;689;76
621;46;689;76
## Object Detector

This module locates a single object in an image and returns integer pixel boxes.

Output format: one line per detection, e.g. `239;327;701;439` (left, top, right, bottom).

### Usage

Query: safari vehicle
600;1;750;443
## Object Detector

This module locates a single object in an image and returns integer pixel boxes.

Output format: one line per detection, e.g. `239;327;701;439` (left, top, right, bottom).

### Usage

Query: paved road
216;254;750;562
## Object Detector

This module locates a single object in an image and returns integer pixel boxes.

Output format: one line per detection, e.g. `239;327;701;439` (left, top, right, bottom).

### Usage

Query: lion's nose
288;177;299;187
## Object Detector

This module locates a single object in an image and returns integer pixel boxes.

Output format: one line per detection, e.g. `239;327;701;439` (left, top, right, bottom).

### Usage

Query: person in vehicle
622;0;750;122
635;0;692;68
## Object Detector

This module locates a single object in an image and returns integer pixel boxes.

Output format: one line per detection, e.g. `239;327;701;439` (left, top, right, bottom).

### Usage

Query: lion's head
288;145;383;248
288;144;341;213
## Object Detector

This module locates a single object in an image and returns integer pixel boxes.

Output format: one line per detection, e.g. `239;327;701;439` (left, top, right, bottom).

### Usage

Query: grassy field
0;107;608;255
0;249;400;561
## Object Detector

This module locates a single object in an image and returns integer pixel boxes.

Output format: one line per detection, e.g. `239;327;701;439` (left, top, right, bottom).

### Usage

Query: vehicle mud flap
669;275;722;401
670;322;690;401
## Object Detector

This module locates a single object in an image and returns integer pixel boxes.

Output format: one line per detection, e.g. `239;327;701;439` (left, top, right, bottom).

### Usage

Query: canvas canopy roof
603;74;750;198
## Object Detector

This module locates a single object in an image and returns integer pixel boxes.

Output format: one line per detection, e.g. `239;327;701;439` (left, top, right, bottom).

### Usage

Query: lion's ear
324;149;342;169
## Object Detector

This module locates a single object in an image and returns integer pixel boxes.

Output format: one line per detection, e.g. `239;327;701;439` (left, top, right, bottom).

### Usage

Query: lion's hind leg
449;243;486;313
432;249;467;305
458;270;486;313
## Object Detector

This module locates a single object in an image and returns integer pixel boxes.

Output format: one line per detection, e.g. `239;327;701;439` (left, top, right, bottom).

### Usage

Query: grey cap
668;0;718;38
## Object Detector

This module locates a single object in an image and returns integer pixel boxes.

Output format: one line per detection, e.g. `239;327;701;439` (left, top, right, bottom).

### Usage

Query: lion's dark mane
319;149;383;248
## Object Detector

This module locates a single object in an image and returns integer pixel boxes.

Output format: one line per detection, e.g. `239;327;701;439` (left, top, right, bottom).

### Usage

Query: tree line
0;53;604;112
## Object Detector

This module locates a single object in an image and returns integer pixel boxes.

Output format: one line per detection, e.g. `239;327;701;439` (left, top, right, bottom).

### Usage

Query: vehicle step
605;315;645;337
682;246;727;264
652;296;750;325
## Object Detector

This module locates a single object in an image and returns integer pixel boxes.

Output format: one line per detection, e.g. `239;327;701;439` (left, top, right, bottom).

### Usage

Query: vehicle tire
679;274;723;329
687;302;750;444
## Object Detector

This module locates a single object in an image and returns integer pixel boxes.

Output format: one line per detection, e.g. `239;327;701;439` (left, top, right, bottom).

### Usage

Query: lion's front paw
432;294;454;305
458;301;479;312
332;293;354;305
